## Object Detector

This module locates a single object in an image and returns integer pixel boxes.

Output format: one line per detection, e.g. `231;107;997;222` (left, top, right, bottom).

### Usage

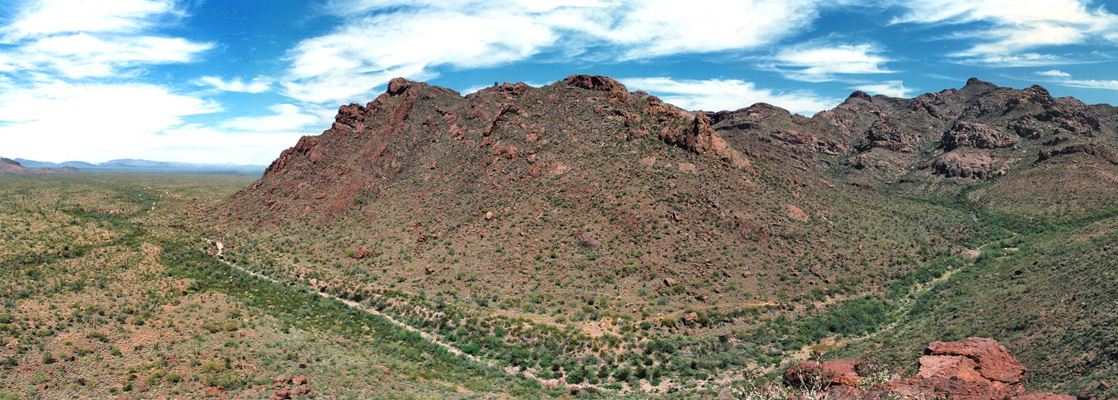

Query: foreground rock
784;338;1074;400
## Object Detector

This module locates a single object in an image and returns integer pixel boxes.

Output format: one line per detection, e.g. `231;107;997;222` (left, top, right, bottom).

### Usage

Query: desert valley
2;75;1115;399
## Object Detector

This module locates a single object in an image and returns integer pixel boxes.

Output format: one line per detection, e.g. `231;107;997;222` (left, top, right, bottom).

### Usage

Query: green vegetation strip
158;240;542;396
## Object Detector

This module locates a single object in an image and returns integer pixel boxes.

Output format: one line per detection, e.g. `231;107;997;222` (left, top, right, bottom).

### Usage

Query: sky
1;0;1117;165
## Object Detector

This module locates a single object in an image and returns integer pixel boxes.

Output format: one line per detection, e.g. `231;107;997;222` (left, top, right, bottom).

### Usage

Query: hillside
212;75;1117;397
0;158;79;175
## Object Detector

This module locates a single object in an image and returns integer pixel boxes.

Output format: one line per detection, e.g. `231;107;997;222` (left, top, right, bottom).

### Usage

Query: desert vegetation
2;76;1115;399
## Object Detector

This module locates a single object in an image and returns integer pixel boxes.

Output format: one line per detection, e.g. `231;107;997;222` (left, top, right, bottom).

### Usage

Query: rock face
710;77;1118;182
924;337;1025;384
784;338;1073;400
932;152;999;179
942;120;1019;150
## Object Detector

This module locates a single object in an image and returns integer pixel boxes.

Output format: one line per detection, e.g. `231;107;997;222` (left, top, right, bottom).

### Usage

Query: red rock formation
784;338;1073;400
925;337;1025;384
659;113;751;169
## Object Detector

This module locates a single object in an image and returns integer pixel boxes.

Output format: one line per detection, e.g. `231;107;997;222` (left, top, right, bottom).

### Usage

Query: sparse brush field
3;168;1115;399
0;174;542;399
0;159;1114;399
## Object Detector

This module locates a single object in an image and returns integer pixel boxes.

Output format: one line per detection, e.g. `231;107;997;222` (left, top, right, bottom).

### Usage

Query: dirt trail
206;239;600;392
772;232;1019;369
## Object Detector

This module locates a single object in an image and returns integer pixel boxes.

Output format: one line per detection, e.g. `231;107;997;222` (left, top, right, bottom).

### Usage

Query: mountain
13;159;96;169
218;75;1117;397
13;157;265;173
0;157;80;175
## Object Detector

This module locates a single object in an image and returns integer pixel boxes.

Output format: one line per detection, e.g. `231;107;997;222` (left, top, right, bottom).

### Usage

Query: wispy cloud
1060;79;1118;90
283;0;835;105
193;75;273;93
1037;69;1071;77
620;77;841;115
1035;69;1118;90
953;53;1076;67
892;0;1118;63
0;0;212;79
0;0;238;163
852;80;913;98
768;43;894;82
3;0;184;37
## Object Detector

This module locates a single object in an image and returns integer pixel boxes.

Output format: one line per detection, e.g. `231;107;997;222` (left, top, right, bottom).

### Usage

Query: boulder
917;355;984;381
271;389;292;400
821;358;870;387
783;360;820;385
926;337;1025;384
784;338;1073;400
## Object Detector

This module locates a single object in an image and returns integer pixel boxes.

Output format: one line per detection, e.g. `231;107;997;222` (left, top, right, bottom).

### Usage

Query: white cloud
0;0;290;164
892;0;1118;60
1059;79;1118;90
0;80;222;162
283;0;835;105
852;80;913;98
0;80;325;164
954;53;1072;67
1034;70;1118;90
4;0;181;38
620;77;841;115
193;75;273;93
601;0;822;59
1037;69;1072;77
0;0;211;78
770;43;893;82
5;33;213;78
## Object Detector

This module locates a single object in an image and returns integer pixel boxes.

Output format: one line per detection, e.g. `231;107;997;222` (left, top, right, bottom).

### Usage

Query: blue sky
2;0;1117;165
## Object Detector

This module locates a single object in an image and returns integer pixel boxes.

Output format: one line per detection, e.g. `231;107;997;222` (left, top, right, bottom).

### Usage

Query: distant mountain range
0;158;80;175
7;157;266;174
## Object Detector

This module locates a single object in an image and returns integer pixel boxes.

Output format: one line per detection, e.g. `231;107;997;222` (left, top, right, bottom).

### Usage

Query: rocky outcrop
659;113;751;168
782;358;873;388
863;120;922;153
924;337;1025;384
563;75;630;103
784;338;1074;400
942;120;1019;150
1038;144;1118;165
932;152;999;179
562;75;627;94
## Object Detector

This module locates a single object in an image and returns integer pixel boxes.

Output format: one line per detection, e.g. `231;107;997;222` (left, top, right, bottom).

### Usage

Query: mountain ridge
0;157;79;175
11;157;266;173
215;74;1117;397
